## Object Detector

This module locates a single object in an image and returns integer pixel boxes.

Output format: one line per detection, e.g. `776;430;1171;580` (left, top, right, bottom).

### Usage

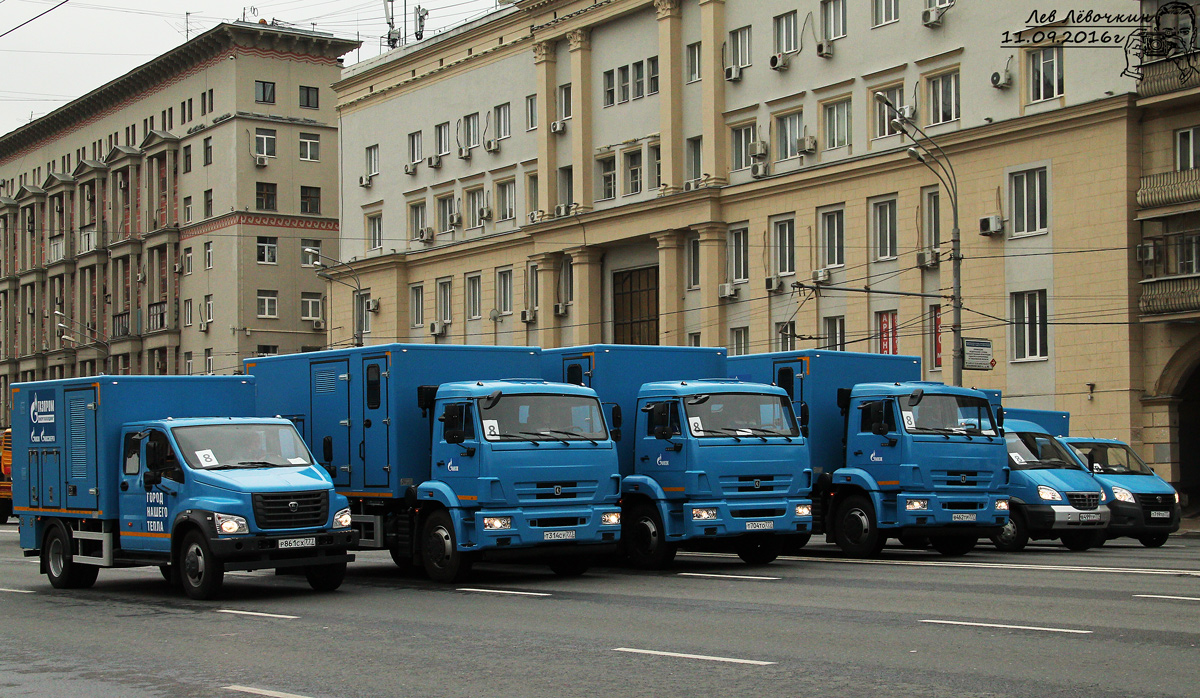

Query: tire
1139;532;1170;548
178;529;225;600
305;562;347;592
781;532;811;555
929;536;977;556
623;501;677;570
159;564;181;587
898;534;930;550
389;541;417;573
735;535;781;565
421;510;472;583
833;495;885;558
1060;531;1097;551
42;524;98;589
547;558;590;577
990;511;1029;553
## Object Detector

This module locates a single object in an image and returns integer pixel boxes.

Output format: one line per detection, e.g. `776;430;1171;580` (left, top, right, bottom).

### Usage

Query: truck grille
515;481;597;504
1136;492;1175;506
931;470;989;488
252;491;328;529
718;474;792;497
942;502;983;510
1066;492;1100;511
730;508;785;519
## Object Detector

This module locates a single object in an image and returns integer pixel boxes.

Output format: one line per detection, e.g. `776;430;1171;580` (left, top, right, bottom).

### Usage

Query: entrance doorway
1178;368;1200;497
613;266;658;345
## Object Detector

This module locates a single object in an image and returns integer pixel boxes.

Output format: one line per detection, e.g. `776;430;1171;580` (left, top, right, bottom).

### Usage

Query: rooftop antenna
384;0;401;48
414;5;429;41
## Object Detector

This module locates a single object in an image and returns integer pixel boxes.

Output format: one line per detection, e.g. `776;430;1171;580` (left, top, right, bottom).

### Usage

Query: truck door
432;401;479;494
118;429;182;554
27;450;40;508
64;387;98;510
849;399;901;483
362;355;391;488
562;355;593;387
311;360;351;488
639;400;686;486
40;450;61;508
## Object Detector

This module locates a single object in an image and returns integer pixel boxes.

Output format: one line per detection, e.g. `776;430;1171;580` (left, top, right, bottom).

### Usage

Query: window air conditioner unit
478;206;493;221
520;309;536;323
404;162;418;175
254;155;269;167
1136;243;1157;262
898;104;917;121
458;146;472;160
748;141;769;159
554;204;571;217
916;250;940;269
765;275;783;292
198;320;209;332
418;226;436;242
798;135;818;153
358;174;373;187
484;139;500;153
136;271;145;283
429;320;446;337
553;302;568;316
312;319;326;330
718;283;738;299
426;154;443;169
812;268;831;283
550;120;567;134
55;202;63;213
750;162;770;179
118;179;128;190
683;179;702;192
979;214;1004;236
921;7;943;27
528;210;544;224
724;65;743;82
769;53;790;71
991;69;1012;89
172;262;182;273
817;42;834;59
365;299;381;313
448;212;463;227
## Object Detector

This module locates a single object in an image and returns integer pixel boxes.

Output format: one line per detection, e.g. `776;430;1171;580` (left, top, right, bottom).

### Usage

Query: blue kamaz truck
543;345;812;568
728;350;1010;557
12;376;355;599
246;345;622;582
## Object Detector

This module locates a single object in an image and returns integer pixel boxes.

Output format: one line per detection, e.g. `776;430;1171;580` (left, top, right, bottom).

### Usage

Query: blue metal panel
362;354;391;488
65;388;98;510
310;359;351;487
40;450;61;507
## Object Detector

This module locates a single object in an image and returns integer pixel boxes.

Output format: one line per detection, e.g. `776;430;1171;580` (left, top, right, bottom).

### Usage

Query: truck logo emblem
288;501;299;512
960;474;968;484
656;455;669;466
870;451;883;462
754;479;761;489
554;485;562;496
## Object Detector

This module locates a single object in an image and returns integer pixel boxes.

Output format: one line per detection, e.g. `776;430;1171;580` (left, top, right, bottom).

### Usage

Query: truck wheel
1139;533;1170;548
898;534;930;550
833;495;885;558
305;562;347;592
781;532;811;555
43;524;98;589
548;558;590;577
623;501;677;570
990;512;1029;553
159;565;181;587
179;530;225;600
389;541;418;574
735;535;780;565
1060;531;1098;551
421;510;472;583
929;536;977;556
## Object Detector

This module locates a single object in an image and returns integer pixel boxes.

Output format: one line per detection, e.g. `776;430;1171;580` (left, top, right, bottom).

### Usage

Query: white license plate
951;513;976;522
745;521;774;531
1150;510;1171;519
1079;513;1101;523
543;530;576;541
278;537;316;549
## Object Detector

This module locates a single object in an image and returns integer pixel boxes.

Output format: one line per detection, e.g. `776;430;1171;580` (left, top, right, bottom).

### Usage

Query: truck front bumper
1105;500;1181;537
681;497;812;539
1020;503;1111;533
896;493;1010;529
460;504;622;552
208;529;357;572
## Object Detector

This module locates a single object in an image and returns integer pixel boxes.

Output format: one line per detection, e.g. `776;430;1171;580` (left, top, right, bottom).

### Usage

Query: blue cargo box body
980;391;1070;437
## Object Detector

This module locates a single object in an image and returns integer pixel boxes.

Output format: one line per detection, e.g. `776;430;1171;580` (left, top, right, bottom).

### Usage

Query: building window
924;187;941;249
686;137;703;181
204;293;213;321
300;132;320;161
183;299;193;326
408;132;423;163
437;196;456;233
183;196;192;223
603;70;616;107
300;186;320;215
1013;290;1048;360
257;345;279;357
777;112;803;160
466;188;485;229
618;66;630;103
825;99;851;150
648;56;660;94
929;71;960;125
559;83;573;119
495;103;511;139
775;219;795;275
775;11;798;53
203;137;212;166
688;332;702;347
367;214;383;250
877;310;899;354
777;321;797;351
599;157;617;200
257;290;278;318
204;242;213;269
823;208;845;267
496;180;516;221
929;304;943;369
874;198;898;259
1011;166;1049;236
183;247;193;274
356;292;372;335
466;274;482;320
182;145;192;173
254;128;276;157
299;85;319;109
1178;126;1200;170
256;236;278;264
365;144;380;175
560;258;574;303
731;124;756;171
824;316;846;350
874;0;899;26
650;145;662;189
301;292;322;321
528;263;539;310
203;189;213;218
497;268;513;314
730;26;752;67
464;112;480;147
435;123;450;155
410;285;424;327
301;239;320;266
204;349;213;374
730;227;749;282
436;278;453;324
687;42;702;82
633;61;645;99
823;0;847;40
730;326;750;356
255;80;275;104
1030;46;1064;102
874;85;903;137
184;352;193;375
255;182;277;211
526;94;538;130
625;150;643;195
687;236;701;288
409;203;427;238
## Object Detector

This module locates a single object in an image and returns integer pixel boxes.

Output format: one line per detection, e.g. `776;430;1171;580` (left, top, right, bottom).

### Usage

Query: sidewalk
1175;505;1200;538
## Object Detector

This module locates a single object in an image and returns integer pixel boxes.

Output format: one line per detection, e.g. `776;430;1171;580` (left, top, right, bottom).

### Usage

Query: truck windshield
901;395;997;436
683;393;799;438
1005;431;1077;470
172;423;313;469
1067;442;1155;476
478;394;609;442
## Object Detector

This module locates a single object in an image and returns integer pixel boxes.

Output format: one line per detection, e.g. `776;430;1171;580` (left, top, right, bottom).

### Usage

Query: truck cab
1059;437;1180;547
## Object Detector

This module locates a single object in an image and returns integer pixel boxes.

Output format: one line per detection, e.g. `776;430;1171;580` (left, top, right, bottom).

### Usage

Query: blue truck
728;350;1011;557
246;345;622;582
542;345;812;568
11;376;355;599
1059;437;1180;547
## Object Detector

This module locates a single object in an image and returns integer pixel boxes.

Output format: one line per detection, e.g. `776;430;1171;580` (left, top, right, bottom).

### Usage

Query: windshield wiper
734;427;788;442
542;429;597;445
524;430;569;446
235;460;285;468
694;427;742;442
493;432;541;446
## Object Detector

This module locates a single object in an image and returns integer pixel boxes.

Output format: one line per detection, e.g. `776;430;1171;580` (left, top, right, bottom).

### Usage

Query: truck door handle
640;456;649;462
436;461;445;468
339;465;351;472
359;441;365;461
853;450;862;456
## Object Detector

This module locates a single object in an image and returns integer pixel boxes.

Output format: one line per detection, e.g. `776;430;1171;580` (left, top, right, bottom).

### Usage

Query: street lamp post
303;248;364;348
54;310;111;374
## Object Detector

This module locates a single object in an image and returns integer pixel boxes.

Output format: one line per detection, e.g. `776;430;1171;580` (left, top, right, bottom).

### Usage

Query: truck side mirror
869;401;890;436
611;428;622;443
610;404;622;429
996;407;1005;427
482;390;503;409
445;429;466;445
322;436;333;464
143;470;162;489
799;401;810;438
908;389;924;407
416;385;439;414
653;425;672;440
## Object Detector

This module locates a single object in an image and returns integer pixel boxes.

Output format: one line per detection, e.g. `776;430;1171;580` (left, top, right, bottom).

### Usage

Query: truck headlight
1100;490;1107;503
795;504;812;517
996;499;1009;511
483;516;512;531
1037;485;1062;502
1111;487;1134;503
1176;491;1181;504
692;507;718;521
601;512;621;526
334;507;352;529
905;499;929;511
214;512;249;535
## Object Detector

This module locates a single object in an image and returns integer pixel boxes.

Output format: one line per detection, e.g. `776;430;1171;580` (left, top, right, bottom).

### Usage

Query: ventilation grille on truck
514;481;598;503
1066;492;1100;511
253;491;329;529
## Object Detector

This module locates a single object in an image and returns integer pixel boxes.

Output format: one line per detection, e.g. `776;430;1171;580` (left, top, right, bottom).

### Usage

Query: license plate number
543;530;576;541
1079;513;1101;523
951;513;976;522
745;521;774;531
278;537;316;549
1150;510;1171;519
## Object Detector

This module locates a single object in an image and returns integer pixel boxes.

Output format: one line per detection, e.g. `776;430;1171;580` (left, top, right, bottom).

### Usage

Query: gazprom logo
29;390;57;443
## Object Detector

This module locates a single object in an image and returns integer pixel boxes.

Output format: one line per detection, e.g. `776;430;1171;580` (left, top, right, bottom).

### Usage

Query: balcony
1140;231;1200;318
112;311;131;338
1138;169;1200;209
147;301;168;331
1138;54;1200;102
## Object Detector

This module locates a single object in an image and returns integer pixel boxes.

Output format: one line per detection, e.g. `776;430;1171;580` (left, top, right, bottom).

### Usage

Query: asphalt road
1;523;1197;698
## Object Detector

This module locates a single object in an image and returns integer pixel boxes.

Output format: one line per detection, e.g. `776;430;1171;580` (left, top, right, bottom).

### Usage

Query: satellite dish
489;308;500;321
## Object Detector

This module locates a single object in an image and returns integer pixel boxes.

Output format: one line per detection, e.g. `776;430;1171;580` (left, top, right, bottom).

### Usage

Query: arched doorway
1177;367;1200;498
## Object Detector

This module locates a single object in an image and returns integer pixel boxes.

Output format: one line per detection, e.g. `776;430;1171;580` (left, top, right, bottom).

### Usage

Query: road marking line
216;609;299;620
0;588;34;594
1134;594;1200;602
920;619;1091;635
613;647;775;665
678;572;781;581
225;686;314;698
456;587;551;597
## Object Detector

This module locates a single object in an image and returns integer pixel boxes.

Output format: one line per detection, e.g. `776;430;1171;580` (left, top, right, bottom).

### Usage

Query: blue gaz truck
12;376;355;599
542;345;812;568
246;345;622;582
728;350;1011;557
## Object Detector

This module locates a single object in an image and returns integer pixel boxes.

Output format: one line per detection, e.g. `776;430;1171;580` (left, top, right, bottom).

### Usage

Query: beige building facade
328;0;1200;499
0;21;359;423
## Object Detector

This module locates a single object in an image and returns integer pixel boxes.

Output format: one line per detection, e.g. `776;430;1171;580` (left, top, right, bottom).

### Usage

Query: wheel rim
842;508;871;545
426;525;453;570
48;536;65;578
184;542;206;586
995;518;1017;545
634;516;660;556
